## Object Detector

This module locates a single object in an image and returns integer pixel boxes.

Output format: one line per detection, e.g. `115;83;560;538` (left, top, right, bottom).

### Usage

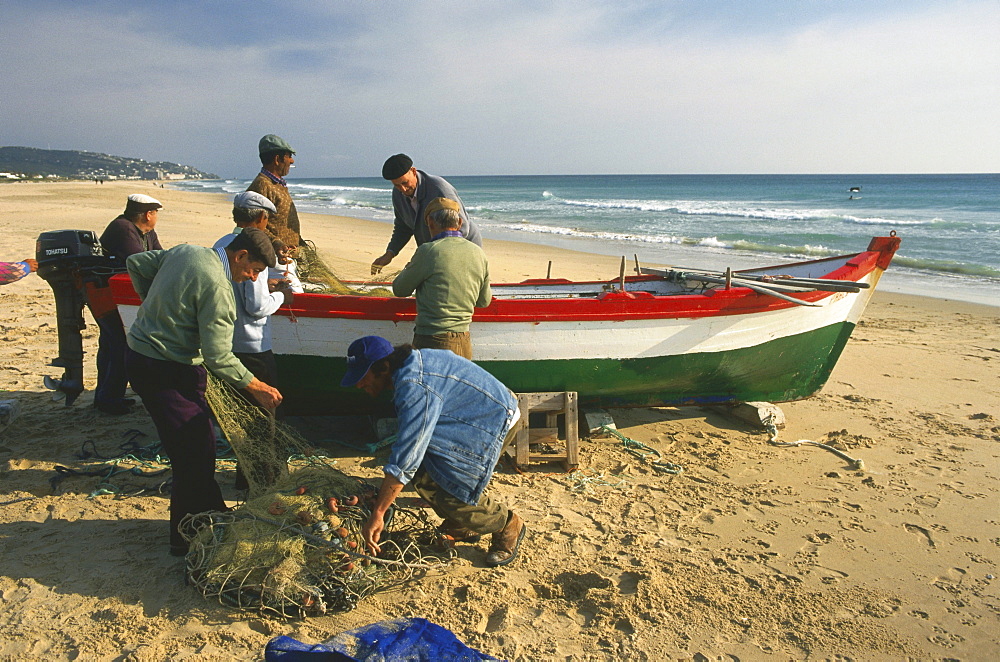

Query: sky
2;1;998;178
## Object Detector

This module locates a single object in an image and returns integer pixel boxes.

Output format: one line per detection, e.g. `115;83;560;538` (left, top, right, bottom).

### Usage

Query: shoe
94;398;135;415
485;512;525;567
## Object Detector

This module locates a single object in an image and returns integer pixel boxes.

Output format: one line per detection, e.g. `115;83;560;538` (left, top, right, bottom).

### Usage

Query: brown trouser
412;331;472;359
411;420;520;535
412;469;507;534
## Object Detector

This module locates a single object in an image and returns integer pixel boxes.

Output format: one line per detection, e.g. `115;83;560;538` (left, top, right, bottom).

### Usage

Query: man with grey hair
372;154;482;275
392;197;491;359
214;192;294;488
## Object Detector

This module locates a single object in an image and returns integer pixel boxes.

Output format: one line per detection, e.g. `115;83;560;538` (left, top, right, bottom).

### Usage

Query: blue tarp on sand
264;617;503;662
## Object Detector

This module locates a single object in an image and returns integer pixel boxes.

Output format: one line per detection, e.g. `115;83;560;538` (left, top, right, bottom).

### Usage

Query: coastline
1;181;997;659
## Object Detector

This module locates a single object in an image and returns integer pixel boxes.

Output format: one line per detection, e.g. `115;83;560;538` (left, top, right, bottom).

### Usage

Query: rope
600;425;683;475
763;416;866;471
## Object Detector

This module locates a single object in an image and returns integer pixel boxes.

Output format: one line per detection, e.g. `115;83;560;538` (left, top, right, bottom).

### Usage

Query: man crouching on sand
342;336;526;567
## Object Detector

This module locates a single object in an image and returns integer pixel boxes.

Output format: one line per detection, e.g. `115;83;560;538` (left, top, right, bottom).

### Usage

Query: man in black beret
371;154;482;275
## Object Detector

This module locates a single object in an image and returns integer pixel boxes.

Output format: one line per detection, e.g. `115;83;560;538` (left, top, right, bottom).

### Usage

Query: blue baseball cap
341;336;394;387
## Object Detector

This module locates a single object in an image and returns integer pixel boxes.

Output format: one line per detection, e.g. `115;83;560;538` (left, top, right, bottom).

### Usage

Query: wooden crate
506;391;579;471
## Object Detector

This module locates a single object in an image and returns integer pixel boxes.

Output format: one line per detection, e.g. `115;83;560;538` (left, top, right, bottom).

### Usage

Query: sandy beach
1;181;997;660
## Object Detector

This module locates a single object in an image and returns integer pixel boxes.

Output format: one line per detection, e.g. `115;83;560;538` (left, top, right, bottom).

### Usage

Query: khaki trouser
412;469;507;534
412;331;472;360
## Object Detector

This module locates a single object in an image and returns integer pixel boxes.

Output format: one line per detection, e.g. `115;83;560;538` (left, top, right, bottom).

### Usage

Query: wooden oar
663;271;822;307
639;267;863;293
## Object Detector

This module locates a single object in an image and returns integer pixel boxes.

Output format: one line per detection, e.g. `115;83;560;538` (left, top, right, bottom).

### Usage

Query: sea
173;173;999;307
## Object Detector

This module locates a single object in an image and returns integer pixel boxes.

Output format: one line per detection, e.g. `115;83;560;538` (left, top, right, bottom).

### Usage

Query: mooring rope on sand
763;416;866;471
600;425;683;475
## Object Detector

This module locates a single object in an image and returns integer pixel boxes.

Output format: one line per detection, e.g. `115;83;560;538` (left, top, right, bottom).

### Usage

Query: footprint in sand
933;567;967;585
904;523;936;547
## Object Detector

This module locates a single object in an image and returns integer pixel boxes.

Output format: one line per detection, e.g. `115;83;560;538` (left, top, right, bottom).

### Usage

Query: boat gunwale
108;238;899;324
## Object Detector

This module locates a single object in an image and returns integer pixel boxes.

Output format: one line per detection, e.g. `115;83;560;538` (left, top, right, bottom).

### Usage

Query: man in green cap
247;134;303;249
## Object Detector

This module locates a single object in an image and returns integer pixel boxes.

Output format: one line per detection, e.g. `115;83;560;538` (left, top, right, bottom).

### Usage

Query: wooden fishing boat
110;234;900;415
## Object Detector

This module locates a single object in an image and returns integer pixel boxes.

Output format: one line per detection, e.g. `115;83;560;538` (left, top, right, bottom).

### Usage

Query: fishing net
295;241;395;297
188;375;454;617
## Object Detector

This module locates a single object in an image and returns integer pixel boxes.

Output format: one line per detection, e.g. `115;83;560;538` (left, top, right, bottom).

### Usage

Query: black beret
382;154;413;180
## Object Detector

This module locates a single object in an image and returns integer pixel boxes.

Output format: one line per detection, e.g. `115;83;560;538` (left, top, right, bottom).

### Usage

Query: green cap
258;134;295;156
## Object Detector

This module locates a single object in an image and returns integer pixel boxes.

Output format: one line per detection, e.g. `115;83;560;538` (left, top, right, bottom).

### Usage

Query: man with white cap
247;134;302;249
92;194;164;414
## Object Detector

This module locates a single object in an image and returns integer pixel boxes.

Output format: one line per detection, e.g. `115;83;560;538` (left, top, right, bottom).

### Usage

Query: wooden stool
506;391;579;471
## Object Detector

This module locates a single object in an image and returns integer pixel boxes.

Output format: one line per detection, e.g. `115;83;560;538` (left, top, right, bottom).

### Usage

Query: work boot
485;511;525;567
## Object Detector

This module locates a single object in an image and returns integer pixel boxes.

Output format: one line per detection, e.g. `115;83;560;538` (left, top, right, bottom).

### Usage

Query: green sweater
392;237;491;335
126;245;253;388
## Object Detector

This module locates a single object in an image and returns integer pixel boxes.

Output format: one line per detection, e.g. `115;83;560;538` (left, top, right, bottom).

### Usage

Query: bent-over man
371;154;482;274
392;197;491;359
124;229;282;555
343;336;525;568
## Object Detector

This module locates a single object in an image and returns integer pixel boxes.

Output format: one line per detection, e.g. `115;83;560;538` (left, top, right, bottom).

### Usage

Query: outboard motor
35;230;117;405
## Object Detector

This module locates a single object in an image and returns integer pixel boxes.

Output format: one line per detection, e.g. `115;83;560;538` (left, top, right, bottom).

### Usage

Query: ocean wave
841;215;930;226
288;183;386;194
543;193;952;228
890;256;1000;278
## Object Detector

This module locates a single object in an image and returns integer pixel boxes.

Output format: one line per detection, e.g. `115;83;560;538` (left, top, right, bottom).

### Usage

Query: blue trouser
94;311;129;405
125;347;227;548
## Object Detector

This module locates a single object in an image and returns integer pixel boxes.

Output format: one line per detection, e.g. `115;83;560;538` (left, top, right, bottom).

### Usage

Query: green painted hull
277;320;855;415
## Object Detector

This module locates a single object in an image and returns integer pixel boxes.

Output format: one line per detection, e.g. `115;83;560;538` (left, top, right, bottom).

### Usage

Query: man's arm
391;247;430;298
385;191;415;256
125;251;165;300
476;268;492;308
240;274;286;318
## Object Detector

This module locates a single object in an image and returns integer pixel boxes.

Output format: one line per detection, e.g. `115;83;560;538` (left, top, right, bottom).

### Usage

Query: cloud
2;1;997;176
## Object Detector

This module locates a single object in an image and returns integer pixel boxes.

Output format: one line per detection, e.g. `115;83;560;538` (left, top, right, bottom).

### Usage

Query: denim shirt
385;349;518;505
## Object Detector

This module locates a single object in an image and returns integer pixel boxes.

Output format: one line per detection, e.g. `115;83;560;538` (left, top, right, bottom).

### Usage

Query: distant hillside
0;146;218;181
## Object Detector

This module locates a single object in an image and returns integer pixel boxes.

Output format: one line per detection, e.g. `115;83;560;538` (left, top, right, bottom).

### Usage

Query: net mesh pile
296;243;395;297
187;376;453;617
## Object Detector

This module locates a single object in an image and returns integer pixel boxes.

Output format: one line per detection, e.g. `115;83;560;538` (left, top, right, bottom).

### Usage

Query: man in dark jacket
93;194;163;414
371;154;482;274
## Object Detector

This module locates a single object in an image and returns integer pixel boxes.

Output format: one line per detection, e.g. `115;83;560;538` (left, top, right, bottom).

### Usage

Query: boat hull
111;236;899;415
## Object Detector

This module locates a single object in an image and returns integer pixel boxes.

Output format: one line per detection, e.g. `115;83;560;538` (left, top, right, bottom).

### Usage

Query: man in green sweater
392;197;491;359
124;228;281;555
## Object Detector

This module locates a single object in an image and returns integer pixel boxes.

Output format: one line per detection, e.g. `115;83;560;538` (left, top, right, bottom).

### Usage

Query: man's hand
371;251;395;275
24;258;38;272
363;473;406;555
244;377;282;411
270;279;294;304
361;513;386;555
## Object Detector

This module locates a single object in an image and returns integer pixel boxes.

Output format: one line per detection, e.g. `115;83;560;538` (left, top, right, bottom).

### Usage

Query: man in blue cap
343;336;526;567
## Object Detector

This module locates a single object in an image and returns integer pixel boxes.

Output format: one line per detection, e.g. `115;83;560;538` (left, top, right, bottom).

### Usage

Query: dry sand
1;181;998;660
